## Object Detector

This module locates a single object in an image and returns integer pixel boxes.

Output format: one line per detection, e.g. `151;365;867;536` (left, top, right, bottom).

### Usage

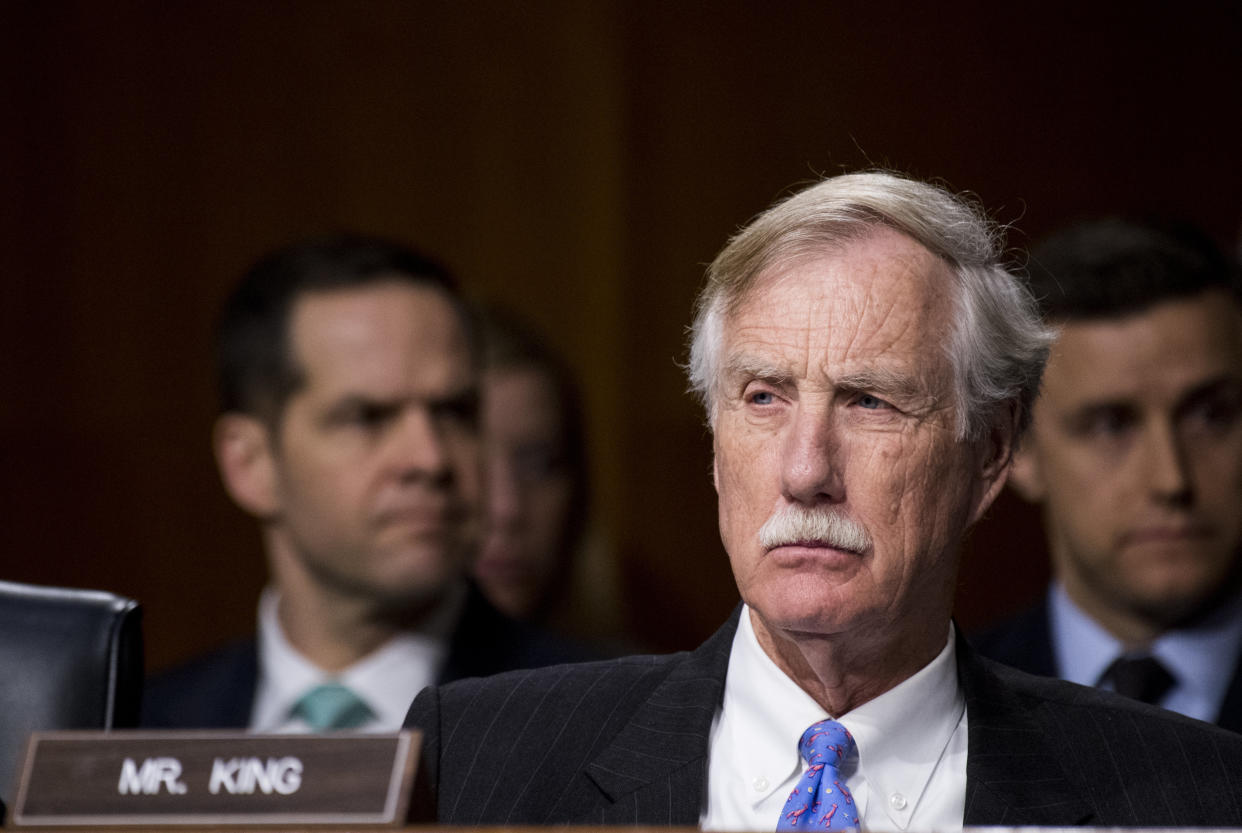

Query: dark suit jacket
405;606;1242;826
141;584;595;728
971;593;1242;733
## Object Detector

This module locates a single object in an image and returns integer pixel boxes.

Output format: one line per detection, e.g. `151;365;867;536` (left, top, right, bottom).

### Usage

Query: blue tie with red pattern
777;718;860;831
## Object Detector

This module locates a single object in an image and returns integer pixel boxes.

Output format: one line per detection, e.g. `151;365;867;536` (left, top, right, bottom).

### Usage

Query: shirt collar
1153;591;1242;705
842;622;963;823
726;605;828;803
1051;580;1242;721
726;605;963;818
252;584;463;731
1048;581;1121;688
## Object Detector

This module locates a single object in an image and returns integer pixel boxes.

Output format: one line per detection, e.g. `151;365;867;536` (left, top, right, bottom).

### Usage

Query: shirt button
753;776;769;792
890;793;908;811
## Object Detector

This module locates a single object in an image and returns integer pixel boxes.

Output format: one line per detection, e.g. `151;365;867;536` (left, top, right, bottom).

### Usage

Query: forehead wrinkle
723;351;794;384
727;315;820;380
835;282;895;365
857;251;945;347
725;306;932;389
722;235;954;395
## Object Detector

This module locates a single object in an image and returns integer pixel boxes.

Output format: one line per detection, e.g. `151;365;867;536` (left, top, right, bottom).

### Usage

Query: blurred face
713;227;1006;655
474;367;577;620
268;281;481;613
1013;290;1242;633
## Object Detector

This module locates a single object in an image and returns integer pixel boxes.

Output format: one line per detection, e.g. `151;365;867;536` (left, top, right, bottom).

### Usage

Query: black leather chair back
0;580;143;803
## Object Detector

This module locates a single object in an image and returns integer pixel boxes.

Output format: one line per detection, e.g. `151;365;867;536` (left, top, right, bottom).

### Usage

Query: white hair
686;171;1053;441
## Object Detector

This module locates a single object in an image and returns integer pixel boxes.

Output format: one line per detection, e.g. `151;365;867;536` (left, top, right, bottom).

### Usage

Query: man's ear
968;402;1019;526
214;413;281;518
1007;440;1047;503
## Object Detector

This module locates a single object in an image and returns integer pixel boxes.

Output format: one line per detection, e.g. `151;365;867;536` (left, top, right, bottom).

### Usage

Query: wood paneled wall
1;1;1239;668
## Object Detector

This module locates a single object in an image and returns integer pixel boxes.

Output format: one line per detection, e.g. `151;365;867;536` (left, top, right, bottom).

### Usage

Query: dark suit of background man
143;236;585;732
973;220;1242;731
406;173;1242;830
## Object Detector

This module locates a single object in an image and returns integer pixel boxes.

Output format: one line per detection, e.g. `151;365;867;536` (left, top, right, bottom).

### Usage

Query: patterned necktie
778;718;860;831
290;682;375;731
1103;655;1176;705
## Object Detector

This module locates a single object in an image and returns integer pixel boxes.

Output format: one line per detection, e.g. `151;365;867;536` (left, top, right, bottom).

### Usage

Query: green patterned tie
290;682;375;731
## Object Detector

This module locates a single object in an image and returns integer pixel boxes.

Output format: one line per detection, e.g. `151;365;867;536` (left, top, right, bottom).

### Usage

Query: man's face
474;366;577;620
266;281;481;613
1012;290;1242;631
713;227;1005;650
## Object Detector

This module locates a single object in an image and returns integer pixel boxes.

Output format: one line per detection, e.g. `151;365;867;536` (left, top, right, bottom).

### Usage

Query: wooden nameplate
8;730;422;827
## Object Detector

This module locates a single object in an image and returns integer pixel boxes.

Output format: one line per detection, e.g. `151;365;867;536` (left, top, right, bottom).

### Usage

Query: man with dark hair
143;235;587;732
404;177;1242;830
974;219;1242;730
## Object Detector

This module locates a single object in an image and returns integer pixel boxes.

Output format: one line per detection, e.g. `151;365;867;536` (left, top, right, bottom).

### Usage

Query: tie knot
291;682;375;731
780;718;859;831
1104;655;1176;705
798;719;854;770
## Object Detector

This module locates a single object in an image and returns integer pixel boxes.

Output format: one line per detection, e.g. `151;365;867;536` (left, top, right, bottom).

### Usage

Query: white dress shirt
249;585;462;732
701;606;967;832
1049;581;1242;722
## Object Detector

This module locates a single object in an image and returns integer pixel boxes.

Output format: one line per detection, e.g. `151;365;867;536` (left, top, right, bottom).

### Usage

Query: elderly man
143;235;586;733
404;173;1242;829
975;219;1242;729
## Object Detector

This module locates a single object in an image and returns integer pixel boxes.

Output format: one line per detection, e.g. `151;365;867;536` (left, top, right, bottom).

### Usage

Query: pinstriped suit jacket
405;607;1242;826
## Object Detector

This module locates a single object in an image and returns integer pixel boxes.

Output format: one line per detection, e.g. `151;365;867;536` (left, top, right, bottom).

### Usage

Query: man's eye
350;406;392;428
748;390;776;406
434;395;480;426
857;394;888;410
1090;411;1132;437
1185;391;1242;432
1072;407;1135;440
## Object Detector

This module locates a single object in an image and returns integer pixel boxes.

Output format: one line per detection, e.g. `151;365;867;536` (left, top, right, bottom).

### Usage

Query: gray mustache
758;505;872;554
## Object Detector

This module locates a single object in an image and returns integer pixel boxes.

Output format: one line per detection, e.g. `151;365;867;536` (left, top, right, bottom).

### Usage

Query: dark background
2;1;1239;671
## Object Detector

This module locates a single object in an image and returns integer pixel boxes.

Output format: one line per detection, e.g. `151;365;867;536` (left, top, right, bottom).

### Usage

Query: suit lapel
1213;644;1242;733
584;607;739;824
190;640;258;729
438;583;505;684
575;612;1097;825
958;631;1093;826
225;642;260;727
1022;596;1059;676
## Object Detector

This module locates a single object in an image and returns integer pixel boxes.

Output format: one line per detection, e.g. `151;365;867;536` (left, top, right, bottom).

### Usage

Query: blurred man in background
974;219;1242;730
143;235;587;732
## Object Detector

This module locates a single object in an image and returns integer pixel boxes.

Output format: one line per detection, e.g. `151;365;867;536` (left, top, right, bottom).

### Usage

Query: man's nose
780;405;845;504
1142;420;1193;506
391;408;452;483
